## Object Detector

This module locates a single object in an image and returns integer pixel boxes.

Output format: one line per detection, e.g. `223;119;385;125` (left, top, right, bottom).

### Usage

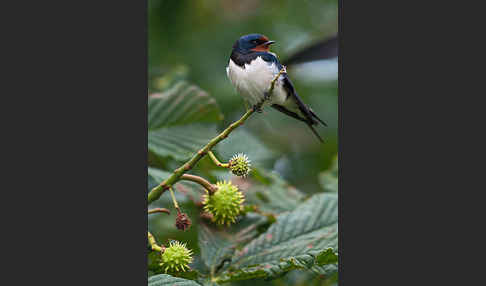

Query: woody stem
148;208;171;215
180;174;217;195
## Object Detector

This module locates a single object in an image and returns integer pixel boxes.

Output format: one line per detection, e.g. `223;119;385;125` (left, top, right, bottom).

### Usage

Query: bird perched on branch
226;33;327;142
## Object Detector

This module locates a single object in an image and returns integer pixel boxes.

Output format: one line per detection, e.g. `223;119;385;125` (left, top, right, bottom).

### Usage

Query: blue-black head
233;34;275;54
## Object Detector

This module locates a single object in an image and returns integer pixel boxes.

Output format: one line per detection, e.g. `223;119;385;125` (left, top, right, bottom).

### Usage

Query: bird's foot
263;91;271;101
252;104;263;113
253;101;264;113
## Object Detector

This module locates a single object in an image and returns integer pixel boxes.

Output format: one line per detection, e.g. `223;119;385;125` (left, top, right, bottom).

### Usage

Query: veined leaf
149;81;223;128
310;263;338;277
198;213;271;276
148;274;201;286
149;124;218;162
148;81;223;162
216;193;338;282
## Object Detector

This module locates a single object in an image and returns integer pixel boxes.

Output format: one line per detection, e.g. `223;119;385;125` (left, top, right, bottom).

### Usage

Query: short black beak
263;40;275;46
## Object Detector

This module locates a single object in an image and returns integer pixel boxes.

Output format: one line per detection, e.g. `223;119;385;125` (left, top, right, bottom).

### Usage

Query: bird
226;33;327;143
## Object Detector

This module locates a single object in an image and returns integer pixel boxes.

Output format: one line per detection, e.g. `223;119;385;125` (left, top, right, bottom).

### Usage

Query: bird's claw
253;97;267;112
252;92;272;113
263;91;271;100
252;103;263;113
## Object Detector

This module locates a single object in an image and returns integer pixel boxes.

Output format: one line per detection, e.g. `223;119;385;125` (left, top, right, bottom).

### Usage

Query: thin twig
148;208;170;215
180;174;218;194
207;151;229;168
168;187;180;213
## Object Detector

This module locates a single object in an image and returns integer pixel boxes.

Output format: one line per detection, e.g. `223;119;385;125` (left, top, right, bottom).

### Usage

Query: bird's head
233;34;275;54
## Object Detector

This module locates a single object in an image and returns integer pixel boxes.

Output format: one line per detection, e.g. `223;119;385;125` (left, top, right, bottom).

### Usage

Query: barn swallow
226;34;327;142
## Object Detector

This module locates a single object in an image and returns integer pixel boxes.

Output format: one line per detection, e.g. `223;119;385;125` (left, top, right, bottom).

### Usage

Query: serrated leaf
149;81;223;128
310;263;338;277
319;155;338;192
316;248;338;265
148;81;223;162
148;274;201;286
216;193;338;282
198;213;272;275
149;124;218;162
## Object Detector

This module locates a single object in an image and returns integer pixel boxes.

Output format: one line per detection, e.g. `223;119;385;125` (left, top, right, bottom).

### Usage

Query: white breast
226;57;287;107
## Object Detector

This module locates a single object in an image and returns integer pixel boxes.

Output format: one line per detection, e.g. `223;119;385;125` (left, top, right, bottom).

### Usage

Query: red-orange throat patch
251;45;270;52
251;35;271;52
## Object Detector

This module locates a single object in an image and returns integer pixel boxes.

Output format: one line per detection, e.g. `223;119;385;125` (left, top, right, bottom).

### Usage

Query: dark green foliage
148;78;338;285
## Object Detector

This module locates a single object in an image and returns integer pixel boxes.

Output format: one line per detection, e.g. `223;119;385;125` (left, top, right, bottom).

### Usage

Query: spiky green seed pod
229;153;251;177
202;180;245;226
160;241;193;273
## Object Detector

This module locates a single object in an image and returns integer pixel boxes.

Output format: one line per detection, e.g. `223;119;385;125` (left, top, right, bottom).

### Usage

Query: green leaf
148;81;223;128
198;213;272;275
310;263;338;277
148;274;201;286
147;167;172;186
198;223;235;275
148;81;223;162
319;155;338;192
245;171;306;213
216;193;338;282
148;250;163;273
316;248;338;265
149;124;218;162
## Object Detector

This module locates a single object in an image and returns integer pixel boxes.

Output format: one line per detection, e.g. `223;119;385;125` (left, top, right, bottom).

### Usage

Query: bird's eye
252;40;258;44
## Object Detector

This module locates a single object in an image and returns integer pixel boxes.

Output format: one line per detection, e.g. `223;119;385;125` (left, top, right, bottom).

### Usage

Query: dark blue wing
230;50;283;69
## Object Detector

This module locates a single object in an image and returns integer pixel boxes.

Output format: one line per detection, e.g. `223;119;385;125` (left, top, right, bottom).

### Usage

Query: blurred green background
148;0;338;285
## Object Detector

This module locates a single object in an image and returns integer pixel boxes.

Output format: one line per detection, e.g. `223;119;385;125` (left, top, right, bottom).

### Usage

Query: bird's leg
263;91;271;100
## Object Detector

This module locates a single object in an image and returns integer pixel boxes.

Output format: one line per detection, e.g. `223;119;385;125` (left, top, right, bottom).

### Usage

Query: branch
148;208;170;215
147;67;285;205
180;174;218;195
